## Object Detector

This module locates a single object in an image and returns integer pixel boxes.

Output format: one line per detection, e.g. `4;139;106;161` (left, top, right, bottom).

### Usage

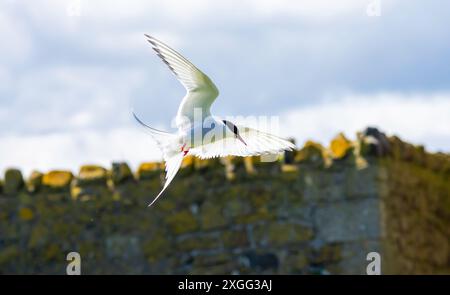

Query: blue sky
1;0;449;175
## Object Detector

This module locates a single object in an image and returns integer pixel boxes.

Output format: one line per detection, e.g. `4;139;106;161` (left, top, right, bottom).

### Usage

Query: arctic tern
133;35;295;206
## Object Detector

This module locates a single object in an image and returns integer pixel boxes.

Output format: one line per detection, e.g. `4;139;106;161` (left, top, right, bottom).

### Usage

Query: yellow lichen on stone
42;170;73;188
19;207;33;221
330;133;353;159
220;156;235;180
138;162;161;172
281;164;298;173
181;156;195;168
4;168;24;194
142;231;170;262
27;171;43;192
194;157;210;169
111;162;133;184
28;224;48;248
70;186;82;200
78;165;107;180
295;140;327;164
136;162;162;179
165;210;198;234
254;223;313;246
0;246;19;265
244;157;256;174
44;244;60;261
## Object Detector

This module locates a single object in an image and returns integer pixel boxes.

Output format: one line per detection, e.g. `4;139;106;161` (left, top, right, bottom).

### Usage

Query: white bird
133;35;296;207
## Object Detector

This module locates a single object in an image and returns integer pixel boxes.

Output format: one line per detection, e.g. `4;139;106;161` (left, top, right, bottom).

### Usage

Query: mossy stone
165;210;198;234
27;171;43;193
142;231;171;262
4;168;24;195
201;200;227;230
295;141;326;166
221;229;249;248
254;223;313;246
19;207;34;221
313;244;342;263
176;234;220;252
111;162;133;184
0;246;19;265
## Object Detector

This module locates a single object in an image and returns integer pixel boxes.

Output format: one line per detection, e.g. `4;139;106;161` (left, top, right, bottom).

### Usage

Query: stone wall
379;137;450;274
0;128;448;274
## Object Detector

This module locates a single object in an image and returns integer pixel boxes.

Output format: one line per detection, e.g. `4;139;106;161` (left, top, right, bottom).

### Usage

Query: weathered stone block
105;235;141;260
18;207;34;221
359;127;390;156
312;243;342;264
136;162;161;180
279;248;310;274
221;228;249;248
165;210;198;234
200;200;227;230
0;246;19;265
27;171;43;193
176;233;220;252
42;170;73;191
4;168;24;195
254;222;313;246
326;240;381;274
223;198;252;219
295;141;326;167
238;251;279;272
315;198;381;242
111;162;133;184
235;209;275;224
28;224;49;248
77;165;107;185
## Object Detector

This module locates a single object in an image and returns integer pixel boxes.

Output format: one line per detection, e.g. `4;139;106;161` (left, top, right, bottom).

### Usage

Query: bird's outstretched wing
189;126;296;159
145;34;219;127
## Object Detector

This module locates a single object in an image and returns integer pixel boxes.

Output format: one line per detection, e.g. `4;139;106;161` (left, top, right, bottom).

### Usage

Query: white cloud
2;65;147;134
0;127;161;177
0;67;12;93
281;92;450;152
0;9;32;65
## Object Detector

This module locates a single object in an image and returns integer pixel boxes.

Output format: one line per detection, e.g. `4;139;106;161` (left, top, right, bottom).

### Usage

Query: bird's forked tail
132;111;185;207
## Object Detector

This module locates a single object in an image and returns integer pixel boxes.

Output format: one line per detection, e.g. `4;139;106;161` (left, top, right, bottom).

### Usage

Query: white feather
189;126;296;159
145;34;219;128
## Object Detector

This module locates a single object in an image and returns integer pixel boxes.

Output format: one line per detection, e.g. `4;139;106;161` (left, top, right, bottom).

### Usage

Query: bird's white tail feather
148;152;184;207
132;111;184;207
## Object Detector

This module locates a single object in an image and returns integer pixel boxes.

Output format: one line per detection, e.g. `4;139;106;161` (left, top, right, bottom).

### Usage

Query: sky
0;0;449;176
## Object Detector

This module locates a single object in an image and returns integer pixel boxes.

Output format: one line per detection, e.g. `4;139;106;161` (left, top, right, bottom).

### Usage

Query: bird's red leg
180;143;189;156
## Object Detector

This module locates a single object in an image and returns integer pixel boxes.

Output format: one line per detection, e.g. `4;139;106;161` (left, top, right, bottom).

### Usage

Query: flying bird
134;35;295;206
